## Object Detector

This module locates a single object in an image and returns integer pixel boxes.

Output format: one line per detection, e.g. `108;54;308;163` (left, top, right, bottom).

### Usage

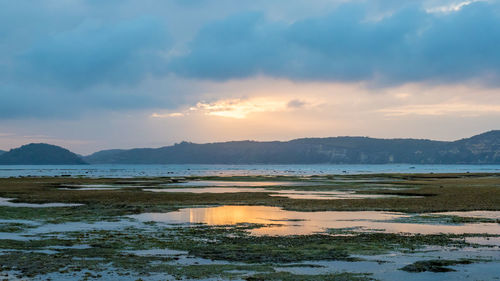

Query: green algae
1;173;500;279
245;271;374;281
399;259;476;273
0;222;35;233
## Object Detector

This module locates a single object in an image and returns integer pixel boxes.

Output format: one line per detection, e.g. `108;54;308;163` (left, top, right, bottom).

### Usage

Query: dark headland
0;143;86;165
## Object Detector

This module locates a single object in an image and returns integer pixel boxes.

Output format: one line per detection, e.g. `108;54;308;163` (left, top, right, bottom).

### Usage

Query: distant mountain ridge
0;150;5;155
2;131;499;165
0;143;86;165
84;130;500;164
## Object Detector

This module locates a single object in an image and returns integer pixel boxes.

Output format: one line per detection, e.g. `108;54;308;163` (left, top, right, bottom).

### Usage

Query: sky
1;0;500;154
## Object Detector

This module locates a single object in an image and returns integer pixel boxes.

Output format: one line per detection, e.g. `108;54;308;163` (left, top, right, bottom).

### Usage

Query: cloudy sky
1;0;500;154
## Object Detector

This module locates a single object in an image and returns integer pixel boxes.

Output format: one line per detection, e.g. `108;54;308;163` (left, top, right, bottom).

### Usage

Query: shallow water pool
129;205;500;236
0;197;82;208
161;180;323;187
143;186;417;200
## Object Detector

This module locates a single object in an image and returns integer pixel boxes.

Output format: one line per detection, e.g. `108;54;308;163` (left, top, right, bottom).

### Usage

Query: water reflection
162;180;321;187
1;164;500;178
433;211;500;219
145;187;268;193
59;184;148;191
0;197;82;208
144;187;414;200
268;190;418;200
130;206;500;236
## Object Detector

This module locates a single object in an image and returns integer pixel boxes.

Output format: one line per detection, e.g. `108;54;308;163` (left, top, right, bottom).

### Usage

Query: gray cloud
20;16;170;89
287;99;306;109
1;0;500;120
0;2;173;118
171;2;500;86
0;81;165;119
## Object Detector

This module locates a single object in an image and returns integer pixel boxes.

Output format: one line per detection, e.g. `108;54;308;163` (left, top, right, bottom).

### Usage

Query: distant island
1;130;500;165
0;143;86;165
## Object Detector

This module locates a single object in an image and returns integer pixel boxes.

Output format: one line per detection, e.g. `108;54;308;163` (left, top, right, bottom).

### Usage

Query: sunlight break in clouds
152;98;310;119
192;99;288;119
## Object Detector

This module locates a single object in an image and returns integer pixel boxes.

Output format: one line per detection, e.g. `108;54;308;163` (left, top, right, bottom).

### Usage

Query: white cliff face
440;131;500;163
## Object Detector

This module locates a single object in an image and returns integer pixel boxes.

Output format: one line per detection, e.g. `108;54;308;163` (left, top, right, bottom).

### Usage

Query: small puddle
162;180;320;187
464;237;500;246
47;244;92;250
59;184;146;190
0;197;82;208
144;187;268;193
65;184;119;188
123;249;187;257
268;190;419;200
129;206;500;236
432;211;500;220
59;187;119;191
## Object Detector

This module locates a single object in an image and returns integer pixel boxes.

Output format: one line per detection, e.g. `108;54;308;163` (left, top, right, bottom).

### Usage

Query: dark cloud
0;81;169;119
171;2;500;86
170;12;289;79
20;16;170;89
1;0;500;119
0;5;173;119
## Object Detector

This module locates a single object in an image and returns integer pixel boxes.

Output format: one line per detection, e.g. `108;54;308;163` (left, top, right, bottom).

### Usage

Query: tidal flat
1;173;500;280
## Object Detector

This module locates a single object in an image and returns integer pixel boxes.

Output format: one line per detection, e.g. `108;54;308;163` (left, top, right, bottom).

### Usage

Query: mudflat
0;173;499;280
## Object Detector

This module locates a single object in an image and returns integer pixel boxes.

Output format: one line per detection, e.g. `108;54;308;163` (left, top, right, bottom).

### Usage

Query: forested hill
84;130;500;164
0;143;86;165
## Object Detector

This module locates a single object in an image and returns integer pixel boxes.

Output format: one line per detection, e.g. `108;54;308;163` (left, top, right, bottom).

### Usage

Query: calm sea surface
0;164;499;178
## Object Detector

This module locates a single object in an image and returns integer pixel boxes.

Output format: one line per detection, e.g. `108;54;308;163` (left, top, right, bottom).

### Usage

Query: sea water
0;164;499;178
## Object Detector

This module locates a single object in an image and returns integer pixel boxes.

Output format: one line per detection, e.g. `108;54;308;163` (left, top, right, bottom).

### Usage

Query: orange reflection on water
130;206;500;236
144;187;410;200
188;205;278;225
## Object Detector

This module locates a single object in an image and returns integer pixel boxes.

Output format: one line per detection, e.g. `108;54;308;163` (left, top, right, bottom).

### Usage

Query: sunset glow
0;0;499;154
